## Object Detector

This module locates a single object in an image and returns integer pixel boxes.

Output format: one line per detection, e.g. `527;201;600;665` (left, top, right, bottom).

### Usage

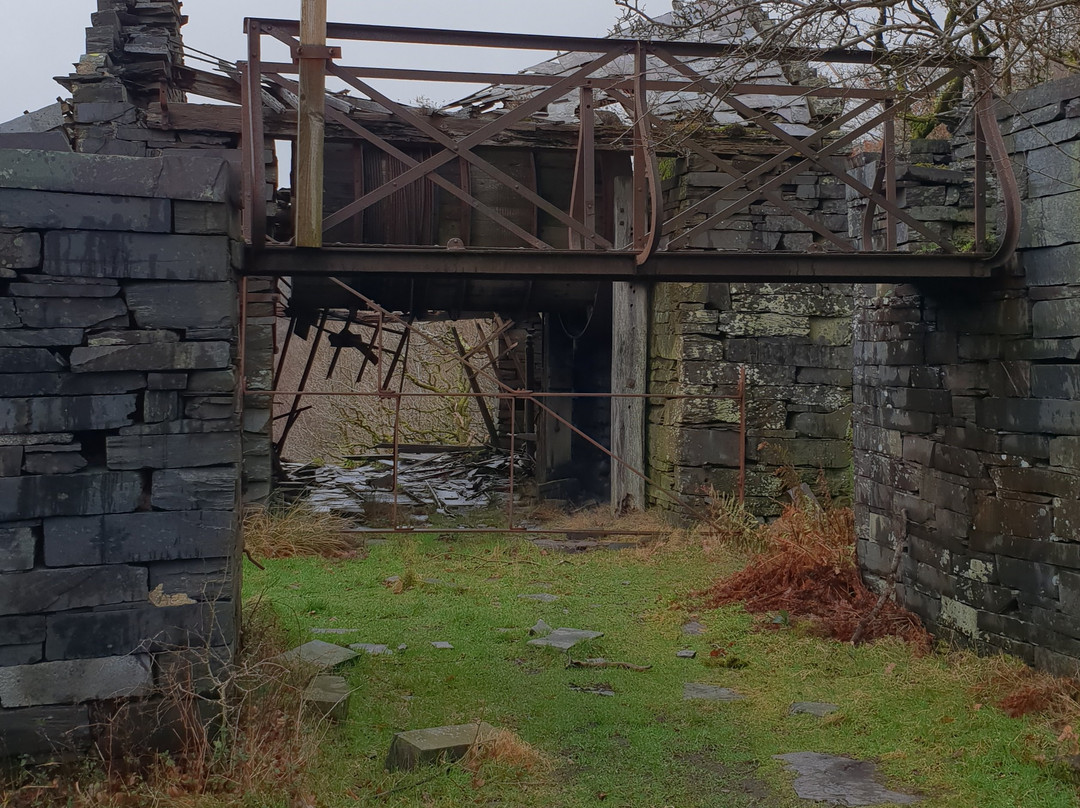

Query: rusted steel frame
261;72;550;250
325;278;726;524
456;319;515;364
391;391;403;527
343;528;669;536
662;68;966;250
272;315;298;389
861;161;887;249
631;44;662;265
509;395;516;529
380;323;411;391
321;60;616;247
973;70;988;253
451;326;500;446
883;111;897;251
236;275;249;415
568;86;596;250
241;21;266;248
653;47;965;249
613;90;855;253
268;37;619;227
325;307;356;379
977;73;1022;268
276;308;329;455
716;82;962;252
252;19;983;67
738;365;746;505
258;60;894;99
659;91;881;236
252;390;741;400
249;245;991;279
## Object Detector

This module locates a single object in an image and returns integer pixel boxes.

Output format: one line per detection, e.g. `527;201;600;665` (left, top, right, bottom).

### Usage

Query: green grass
243;533;1078;808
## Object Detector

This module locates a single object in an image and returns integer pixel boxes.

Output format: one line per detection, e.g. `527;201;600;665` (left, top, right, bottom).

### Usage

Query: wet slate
527;627;603;650
774;752;920;806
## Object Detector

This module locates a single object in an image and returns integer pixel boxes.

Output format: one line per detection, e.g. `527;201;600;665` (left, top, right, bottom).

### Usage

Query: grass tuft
243;502;359;560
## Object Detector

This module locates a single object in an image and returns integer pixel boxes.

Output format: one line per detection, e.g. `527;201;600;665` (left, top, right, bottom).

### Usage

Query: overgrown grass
240;528;1079;808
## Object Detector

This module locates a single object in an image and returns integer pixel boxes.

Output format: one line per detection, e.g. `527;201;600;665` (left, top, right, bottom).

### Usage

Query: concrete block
385;723;497;771
0;527;35;572
0;395;136;434
44;232;230;281
151;467;238;510
70;341;230;372
0;189;171;232
125;282;236;330
0;655;152;707
0;471;142;520
0;705;91;756
105;432;240;470
0;232;41;269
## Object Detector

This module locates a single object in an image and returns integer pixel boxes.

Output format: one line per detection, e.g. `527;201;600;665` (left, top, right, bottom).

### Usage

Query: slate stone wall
0;147;244;756
648;162;855;517
853;73;1080;674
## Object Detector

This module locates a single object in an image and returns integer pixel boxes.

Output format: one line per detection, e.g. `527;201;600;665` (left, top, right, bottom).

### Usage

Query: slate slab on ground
790;701;839;717
385;722;497;771
303;675;351;722
273;640;357;669
527;627;603;650
774;752;921;806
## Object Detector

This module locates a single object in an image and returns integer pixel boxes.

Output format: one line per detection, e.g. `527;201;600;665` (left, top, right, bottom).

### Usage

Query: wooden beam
296;0;328;247
610;175;647;514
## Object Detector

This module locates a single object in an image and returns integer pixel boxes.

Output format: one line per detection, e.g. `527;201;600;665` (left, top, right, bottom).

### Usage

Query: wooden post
611;174;648;514
296;0;327;247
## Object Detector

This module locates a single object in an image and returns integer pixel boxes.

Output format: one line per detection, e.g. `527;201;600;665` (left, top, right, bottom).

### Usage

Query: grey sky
0;0;673;123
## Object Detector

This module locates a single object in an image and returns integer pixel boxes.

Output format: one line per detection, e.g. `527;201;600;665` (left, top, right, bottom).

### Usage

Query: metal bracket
290;43;342;60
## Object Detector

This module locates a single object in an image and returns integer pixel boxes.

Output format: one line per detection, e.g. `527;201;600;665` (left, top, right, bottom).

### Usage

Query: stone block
0;447;22;477
22;450;88;475
303;675;351;722
44;232;230;281
973;497;1052;540
0;347;65;373
173;201;237;236
0;655;152;707
13;296;127;329
45;603;233;660
125;282;236;330
70;341;230;372
147;558;232;601
0;565;146;616
106;432;240;470
0;526;35;572
0;705;91;756
0;232;41;269
1022;245;1080;286
997;557;1059;602
1050;436;1080;469
527;627;603;650
976;398;1080;435
1033;298;1080;339
0;150;231;203
143;390;180;422
188;370;236;393
274;640;358;669
1021;193;1080;249
386;723;497;771
0;645;43;666
0;371;143;398
990;466;1080;499
148;372;188;390
677;428;741;467
0;189;171;232
151;468;238;510
0;329;86;347
44;511;235;566
0;471;142;520
0;395;136;434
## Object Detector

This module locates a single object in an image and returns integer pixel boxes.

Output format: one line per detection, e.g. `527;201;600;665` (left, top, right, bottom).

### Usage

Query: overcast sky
0;0;673;123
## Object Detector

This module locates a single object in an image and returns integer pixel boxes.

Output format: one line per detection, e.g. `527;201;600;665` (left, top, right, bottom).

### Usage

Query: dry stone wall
0;147;244;756
854;74;1080;674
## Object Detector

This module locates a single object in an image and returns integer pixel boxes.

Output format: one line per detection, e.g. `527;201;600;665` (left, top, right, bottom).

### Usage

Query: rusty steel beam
244;246;992;281
248;18;985;67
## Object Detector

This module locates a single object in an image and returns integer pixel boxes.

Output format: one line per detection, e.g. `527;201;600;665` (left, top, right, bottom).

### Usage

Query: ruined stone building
1;0;1080;758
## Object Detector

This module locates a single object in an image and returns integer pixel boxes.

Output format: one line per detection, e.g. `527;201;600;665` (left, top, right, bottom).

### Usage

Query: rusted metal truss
239;18;1020;277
